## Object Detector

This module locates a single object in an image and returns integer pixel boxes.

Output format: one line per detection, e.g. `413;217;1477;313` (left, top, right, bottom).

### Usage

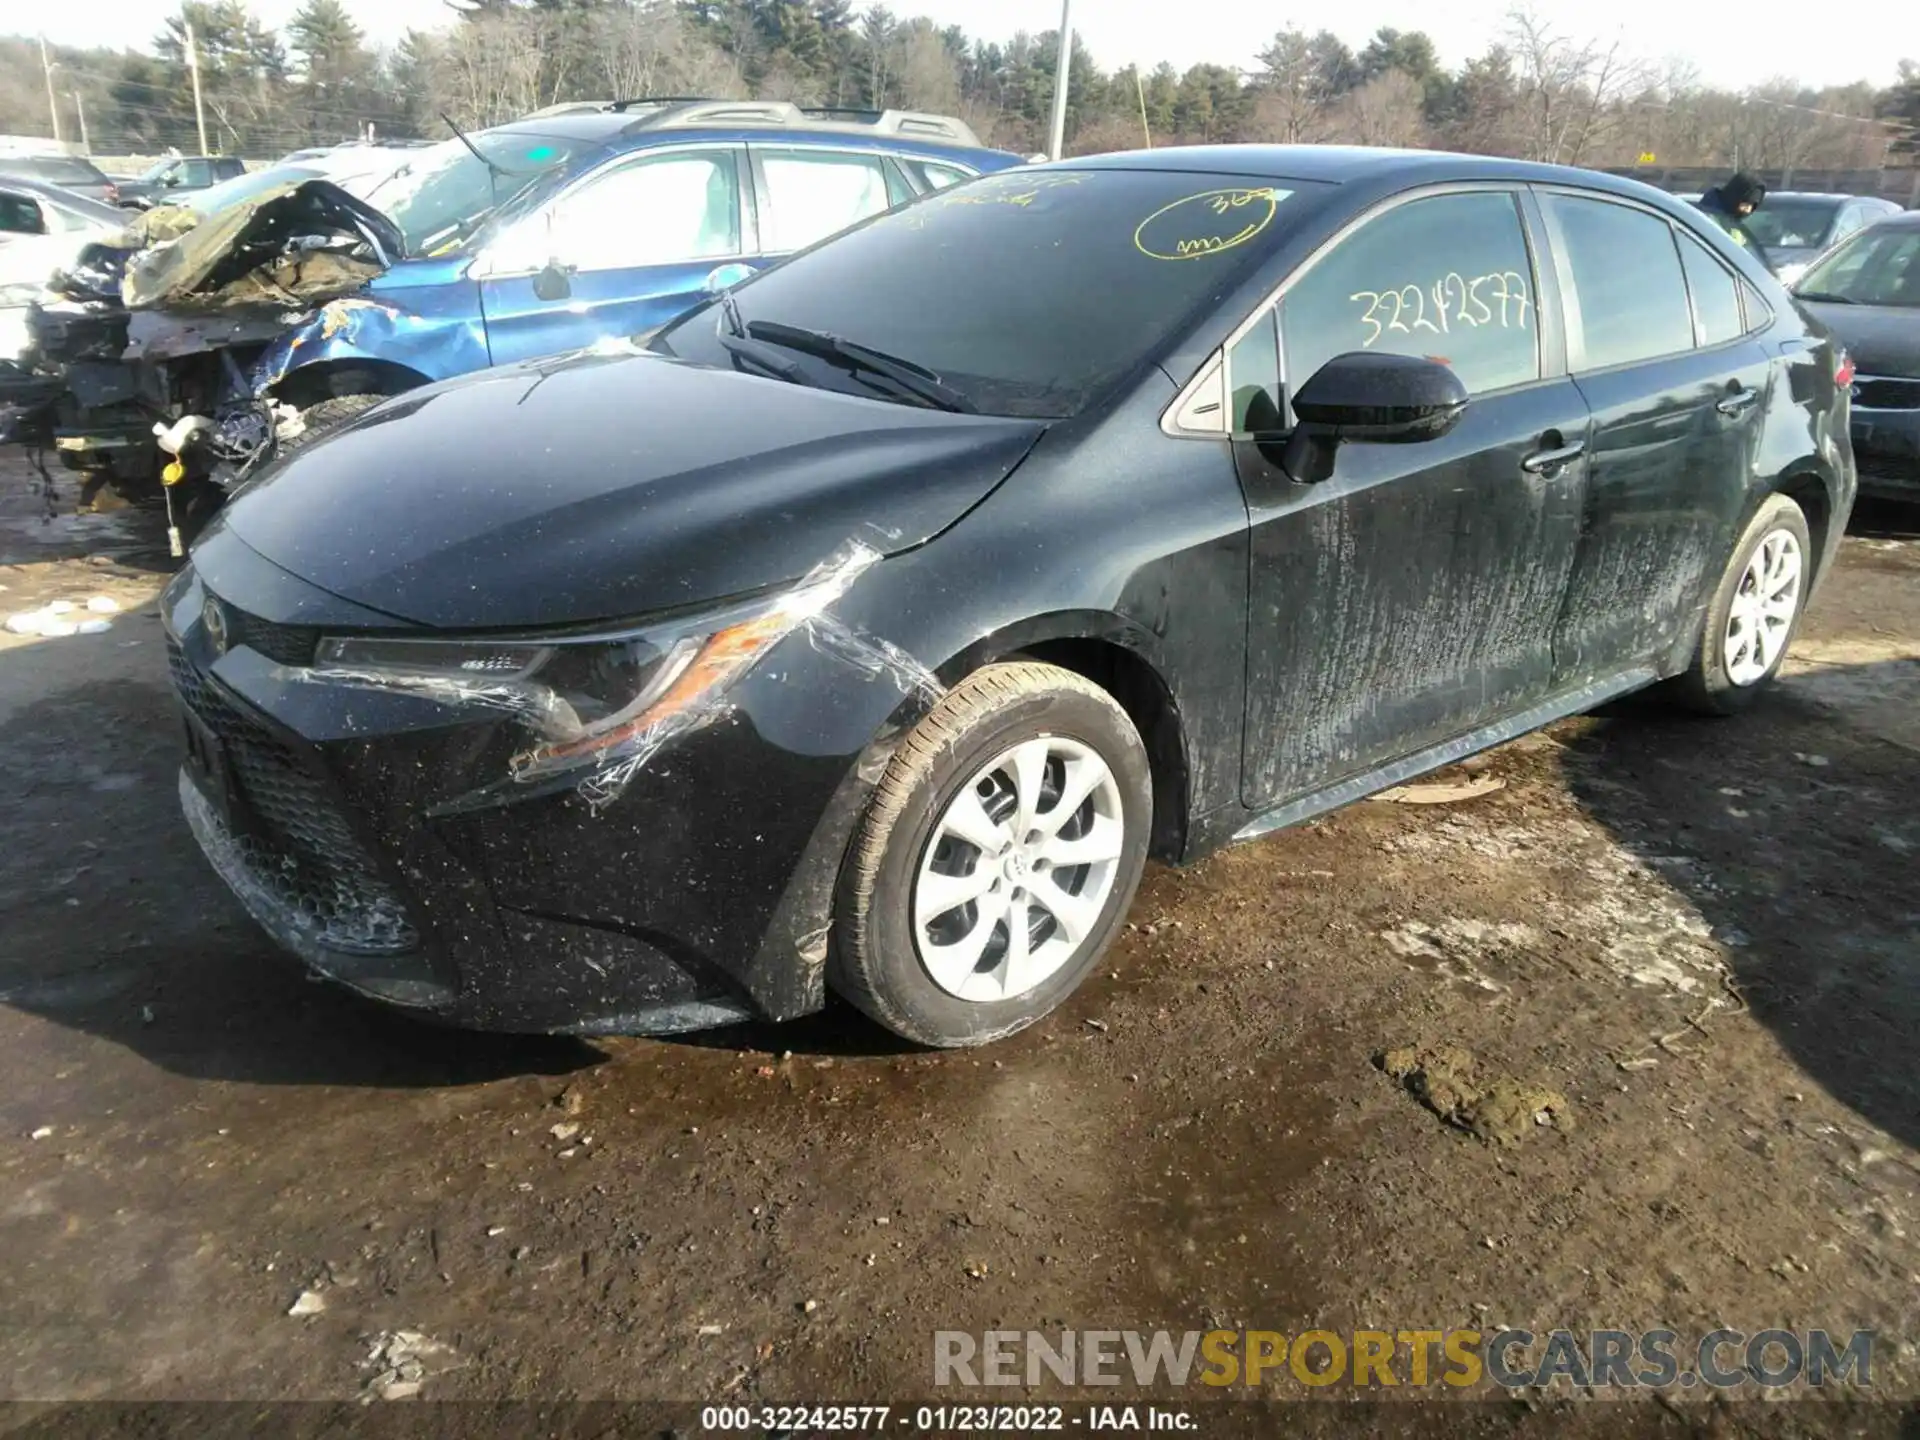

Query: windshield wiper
744;320;976;413
1794;290;1856;304
717;332;805;384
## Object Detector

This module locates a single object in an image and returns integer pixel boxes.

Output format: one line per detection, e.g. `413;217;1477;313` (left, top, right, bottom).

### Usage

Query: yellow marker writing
1135;188;1283;262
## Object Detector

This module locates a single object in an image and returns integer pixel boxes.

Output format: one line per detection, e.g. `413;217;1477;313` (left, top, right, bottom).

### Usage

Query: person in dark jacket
1697;172;1770;267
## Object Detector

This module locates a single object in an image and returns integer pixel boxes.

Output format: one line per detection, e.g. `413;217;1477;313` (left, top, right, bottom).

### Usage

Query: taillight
1835;352;1855;389
104;182;118;202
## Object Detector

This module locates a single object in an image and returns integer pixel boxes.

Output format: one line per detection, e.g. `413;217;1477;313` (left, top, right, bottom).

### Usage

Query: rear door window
1676;231;1743;347
0;192;45;236
756;148;894;252
1279;189;1541;397
1544;194;1694;370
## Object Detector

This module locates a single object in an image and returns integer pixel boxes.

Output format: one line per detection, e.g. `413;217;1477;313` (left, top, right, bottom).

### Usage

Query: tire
1670;492;1812;714
279;393;385;458
831;662;1152;1048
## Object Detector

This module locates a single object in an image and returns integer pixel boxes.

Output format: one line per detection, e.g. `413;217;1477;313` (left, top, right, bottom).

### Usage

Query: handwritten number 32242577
1348;271;1530;347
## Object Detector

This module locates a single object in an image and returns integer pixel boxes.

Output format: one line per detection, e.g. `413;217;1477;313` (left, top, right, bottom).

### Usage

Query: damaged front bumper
163;533;942;1034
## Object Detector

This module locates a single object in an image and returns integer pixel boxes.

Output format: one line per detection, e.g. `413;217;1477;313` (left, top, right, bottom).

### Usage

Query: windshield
1743;199;1842;250
655;167;1321;418
1796;226;1920;307
362;129;593;257
137;159;177;184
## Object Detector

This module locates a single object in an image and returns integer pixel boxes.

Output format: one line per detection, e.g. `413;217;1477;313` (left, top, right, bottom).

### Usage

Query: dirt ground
0;457;1915;1435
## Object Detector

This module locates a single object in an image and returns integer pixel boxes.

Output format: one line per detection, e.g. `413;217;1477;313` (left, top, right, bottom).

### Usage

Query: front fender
252;295;488;396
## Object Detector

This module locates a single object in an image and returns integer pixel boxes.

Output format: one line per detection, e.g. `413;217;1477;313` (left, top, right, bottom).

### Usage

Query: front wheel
1670;492;1811;714
277;393;387;459
831;662;1152;1048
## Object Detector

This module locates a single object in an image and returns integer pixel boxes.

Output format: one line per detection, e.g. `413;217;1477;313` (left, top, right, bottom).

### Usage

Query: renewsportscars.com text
933;1328;1873;1391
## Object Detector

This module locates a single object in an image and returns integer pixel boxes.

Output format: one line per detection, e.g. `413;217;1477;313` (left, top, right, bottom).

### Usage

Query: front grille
169;640;417;955
1854;375;1920;411
227;609;317;666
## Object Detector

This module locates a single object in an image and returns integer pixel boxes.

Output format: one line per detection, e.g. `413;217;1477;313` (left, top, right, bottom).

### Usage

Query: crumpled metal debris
117;178;401;312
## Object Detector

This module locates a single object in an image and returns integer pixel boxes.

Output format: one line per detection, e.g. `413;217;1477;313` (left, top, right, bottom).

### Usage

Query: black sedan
166;146;1856;1046
1738;190;1903;285
1793;211;1920;503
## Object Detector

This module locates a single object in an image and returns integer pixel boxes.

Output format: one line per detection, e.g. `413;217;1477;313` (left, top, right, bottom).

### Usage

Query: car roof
0;173;123;222
1762;191;1886;204
0;153;107;176
481;101;1011;164
1049;144;1699;197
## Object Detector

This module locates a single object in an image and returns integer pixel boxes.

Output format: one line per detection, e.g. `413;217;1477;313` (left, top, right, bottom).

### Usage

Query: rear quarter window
1675;232;1743;347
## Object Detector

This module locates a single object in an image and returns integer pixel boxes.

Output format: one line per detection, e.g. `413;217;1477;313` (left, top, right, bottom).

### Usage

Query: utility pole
1046;0;1072;162
185;20;210;155
1136;68;1151;148
40;37;64;145
72;91;89;153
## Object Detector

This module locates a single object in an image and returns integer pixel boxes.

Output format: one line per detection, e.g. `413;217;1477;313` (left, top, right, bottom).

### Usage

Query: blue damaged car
250;100;1024;437
20;99;1022;506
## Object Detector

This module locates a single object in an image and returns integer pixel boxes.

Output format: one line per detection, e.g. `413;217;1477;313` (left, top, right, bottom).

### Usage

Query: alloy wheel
913;735;1126;1003
1722;527;1802;686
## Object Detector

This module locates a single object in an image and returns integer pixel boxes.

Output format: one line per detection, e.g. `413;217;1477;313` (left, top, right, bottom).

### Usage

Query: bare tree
1505;6;1649;164
1327;69;1426;147
891;19;960;113
593;2;744;104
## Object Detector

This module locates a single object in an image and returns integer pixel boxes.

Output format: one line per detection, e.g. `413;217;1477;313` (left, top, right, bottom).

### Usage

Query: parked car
1740;191;1904;285
1794;211;1920;503
1;177;126;434
113;154;249;209
167;146;1855;1044
19;99;1025;511
0;152;121;206
244;100;1025;415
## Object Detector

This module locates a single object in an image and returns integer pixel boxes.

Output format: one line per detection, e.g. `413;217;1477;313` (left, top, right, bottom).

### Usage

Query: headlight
311;537;887;797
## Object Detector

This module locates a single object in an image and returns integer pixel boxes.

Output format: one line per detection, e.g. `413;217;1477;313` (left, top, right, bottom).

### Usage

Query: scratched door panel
1237;380;1591;810
1552;344;1771;683
1537;190;1770;685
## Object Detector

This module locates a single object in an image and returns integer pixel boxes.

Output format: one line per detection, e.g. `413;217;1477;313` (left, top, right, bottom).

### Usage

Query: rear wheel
1671;492;1811;714
831;662;1152;1048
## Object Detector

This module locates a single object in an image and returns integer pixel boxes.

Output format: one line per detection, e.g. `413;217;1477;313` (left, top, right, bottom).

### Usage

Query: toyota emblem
202;596;228;656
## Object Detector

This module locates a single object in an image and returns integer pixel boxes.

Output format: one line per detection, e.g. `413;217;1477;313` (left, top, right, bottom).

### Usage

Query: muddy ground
0;458;1915;1435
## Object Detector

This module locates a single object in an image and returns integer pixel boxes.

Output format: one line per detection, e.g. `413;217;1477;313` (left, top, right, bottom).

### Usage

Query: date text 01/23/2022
699;1404;1196;1431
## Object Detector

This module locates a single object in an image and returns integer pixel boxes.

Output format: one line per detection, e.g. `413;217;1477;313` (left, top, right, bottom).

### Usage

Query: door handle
1521;440;1585;476
1716;387;1759;417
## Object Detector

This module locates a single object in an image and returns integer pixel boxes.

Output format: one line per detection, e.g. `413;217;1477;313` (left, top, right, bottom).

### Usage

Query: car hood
1797;301;1920;378
215;348;1047;629
121;178;401;311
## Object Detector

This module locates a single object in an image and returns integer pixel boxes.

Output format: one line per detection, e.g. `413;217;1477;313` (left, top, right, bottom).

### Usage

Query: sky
30;0;1920;92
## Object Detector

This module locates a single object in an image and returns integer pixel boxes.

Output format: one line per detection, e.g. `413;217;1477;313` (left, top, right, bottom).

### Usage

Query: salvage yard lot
0;460;1915;1424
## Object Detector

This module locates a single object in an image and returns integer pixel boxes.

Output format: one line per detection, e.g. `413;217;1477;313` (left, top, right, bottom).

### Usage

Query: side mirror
703;262;754;294
1270;351;1468;484
530;208;573;301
